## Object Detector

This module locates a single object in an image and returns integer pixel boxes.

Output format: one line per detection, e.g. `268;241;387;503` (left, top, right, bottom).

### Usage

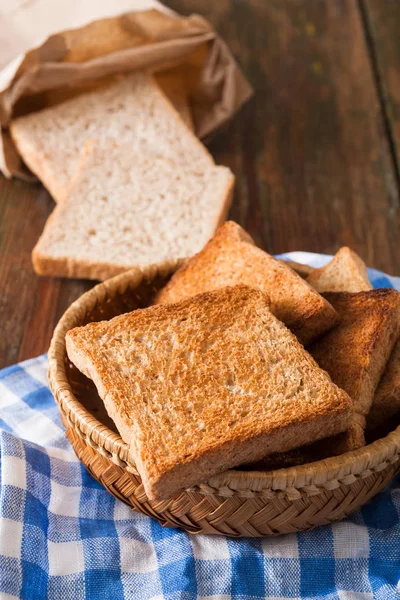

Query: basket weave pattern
48;263;400;536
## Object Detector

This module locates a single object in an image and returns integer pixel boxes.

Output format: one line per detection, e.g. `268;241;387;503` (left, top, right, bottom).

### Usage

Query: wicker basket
48;262;400;537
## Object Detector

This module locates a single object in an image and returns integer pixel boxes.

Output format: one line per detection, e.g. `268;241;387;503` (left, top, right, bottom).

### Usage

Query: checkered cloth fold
1;253;400;600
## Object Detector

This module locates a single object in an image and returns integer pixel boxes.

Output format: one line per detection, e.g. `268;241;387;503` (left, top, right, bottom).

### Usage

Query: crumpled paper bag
0;0;252;180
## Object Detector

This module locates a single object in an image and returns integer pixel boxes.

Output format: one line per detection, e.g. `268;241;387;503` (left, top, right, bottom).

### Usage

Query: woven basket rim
48;262;400;499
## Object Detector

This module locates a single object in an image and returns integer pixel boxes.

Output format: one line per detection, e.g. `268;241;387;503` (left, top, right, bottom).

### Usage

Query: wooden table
1;0;399;368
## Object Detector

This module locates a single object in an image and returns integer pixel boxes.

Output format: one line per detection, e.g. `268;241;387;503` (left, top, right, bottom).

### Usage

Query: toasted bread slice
156;221;339;345
10;72;211;202
285;247;371;458
367;339;400;434
310;290;400;420
253;254;374;466
66;286;352;501
32;141;234;281
283;260;315;279
307;247;372;293
245;423;365;470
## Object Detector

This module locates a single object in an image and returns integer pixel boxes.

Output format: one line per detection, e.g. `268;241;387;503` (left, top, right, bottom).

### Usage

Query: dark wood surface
1;0;400;368
363;0;400;177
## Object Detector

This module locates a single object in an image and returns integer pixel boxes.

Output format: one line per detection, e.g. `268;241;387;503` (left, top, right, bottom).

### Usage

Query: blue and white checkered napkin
1;253;400;600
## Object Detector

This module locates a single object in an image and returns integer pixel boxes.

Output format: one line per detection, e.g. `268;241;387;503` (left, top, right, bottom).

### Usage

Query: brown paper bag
0;0;252;180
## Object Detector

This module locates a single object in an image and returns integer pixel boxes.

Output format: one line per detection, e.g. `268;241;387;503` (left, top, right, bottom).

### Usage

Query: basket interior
63;268;398;472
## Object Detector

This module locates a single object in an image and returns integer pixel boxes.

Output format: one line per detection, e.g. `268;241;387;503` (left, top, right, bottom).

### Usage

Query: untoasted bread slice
309;290;400;420
66;286;352;501
245;423;365;470
155;70;194;131
367;339;400;434
10;72;211;202
307;247;372;293
44;71;194;131
32;141;234;281
156;221;339;345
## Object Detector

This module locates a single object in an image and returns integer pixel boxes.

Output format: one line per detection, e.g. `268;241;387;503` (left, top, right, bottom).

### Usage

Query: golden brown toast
156;221;339;345
310;290;400;419
66;285;351;501
367;339;400;435
251;255;382;468
283;260;315;278
307;247;372;293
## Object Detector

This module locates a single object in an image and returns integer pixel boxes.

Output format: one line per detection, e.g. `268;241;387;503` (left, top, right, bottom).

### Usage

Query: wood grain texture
168;0;400;270
362;0;400;186
1;0;400;368
0;177;92;368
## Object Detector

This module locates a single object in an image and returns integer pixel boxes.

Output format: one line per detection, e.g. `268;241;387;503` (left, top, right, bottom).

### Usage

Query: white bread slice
10;72;211;202
44;72;194;131
307;247;372;293
32;141;234;281
156;221;339;345
66;285;352;501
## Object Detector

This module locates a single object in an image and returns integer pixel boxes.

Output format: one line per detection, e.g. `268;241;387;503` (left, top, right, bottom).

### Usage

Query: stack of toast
10;71;235;279
65;221;400;501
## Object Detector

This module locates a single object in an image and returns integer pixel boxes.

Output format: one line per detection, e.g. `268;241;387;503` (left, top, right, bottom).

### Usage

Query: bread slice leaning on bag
10;71;212;203
156;221;339;346
66;286;352;501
